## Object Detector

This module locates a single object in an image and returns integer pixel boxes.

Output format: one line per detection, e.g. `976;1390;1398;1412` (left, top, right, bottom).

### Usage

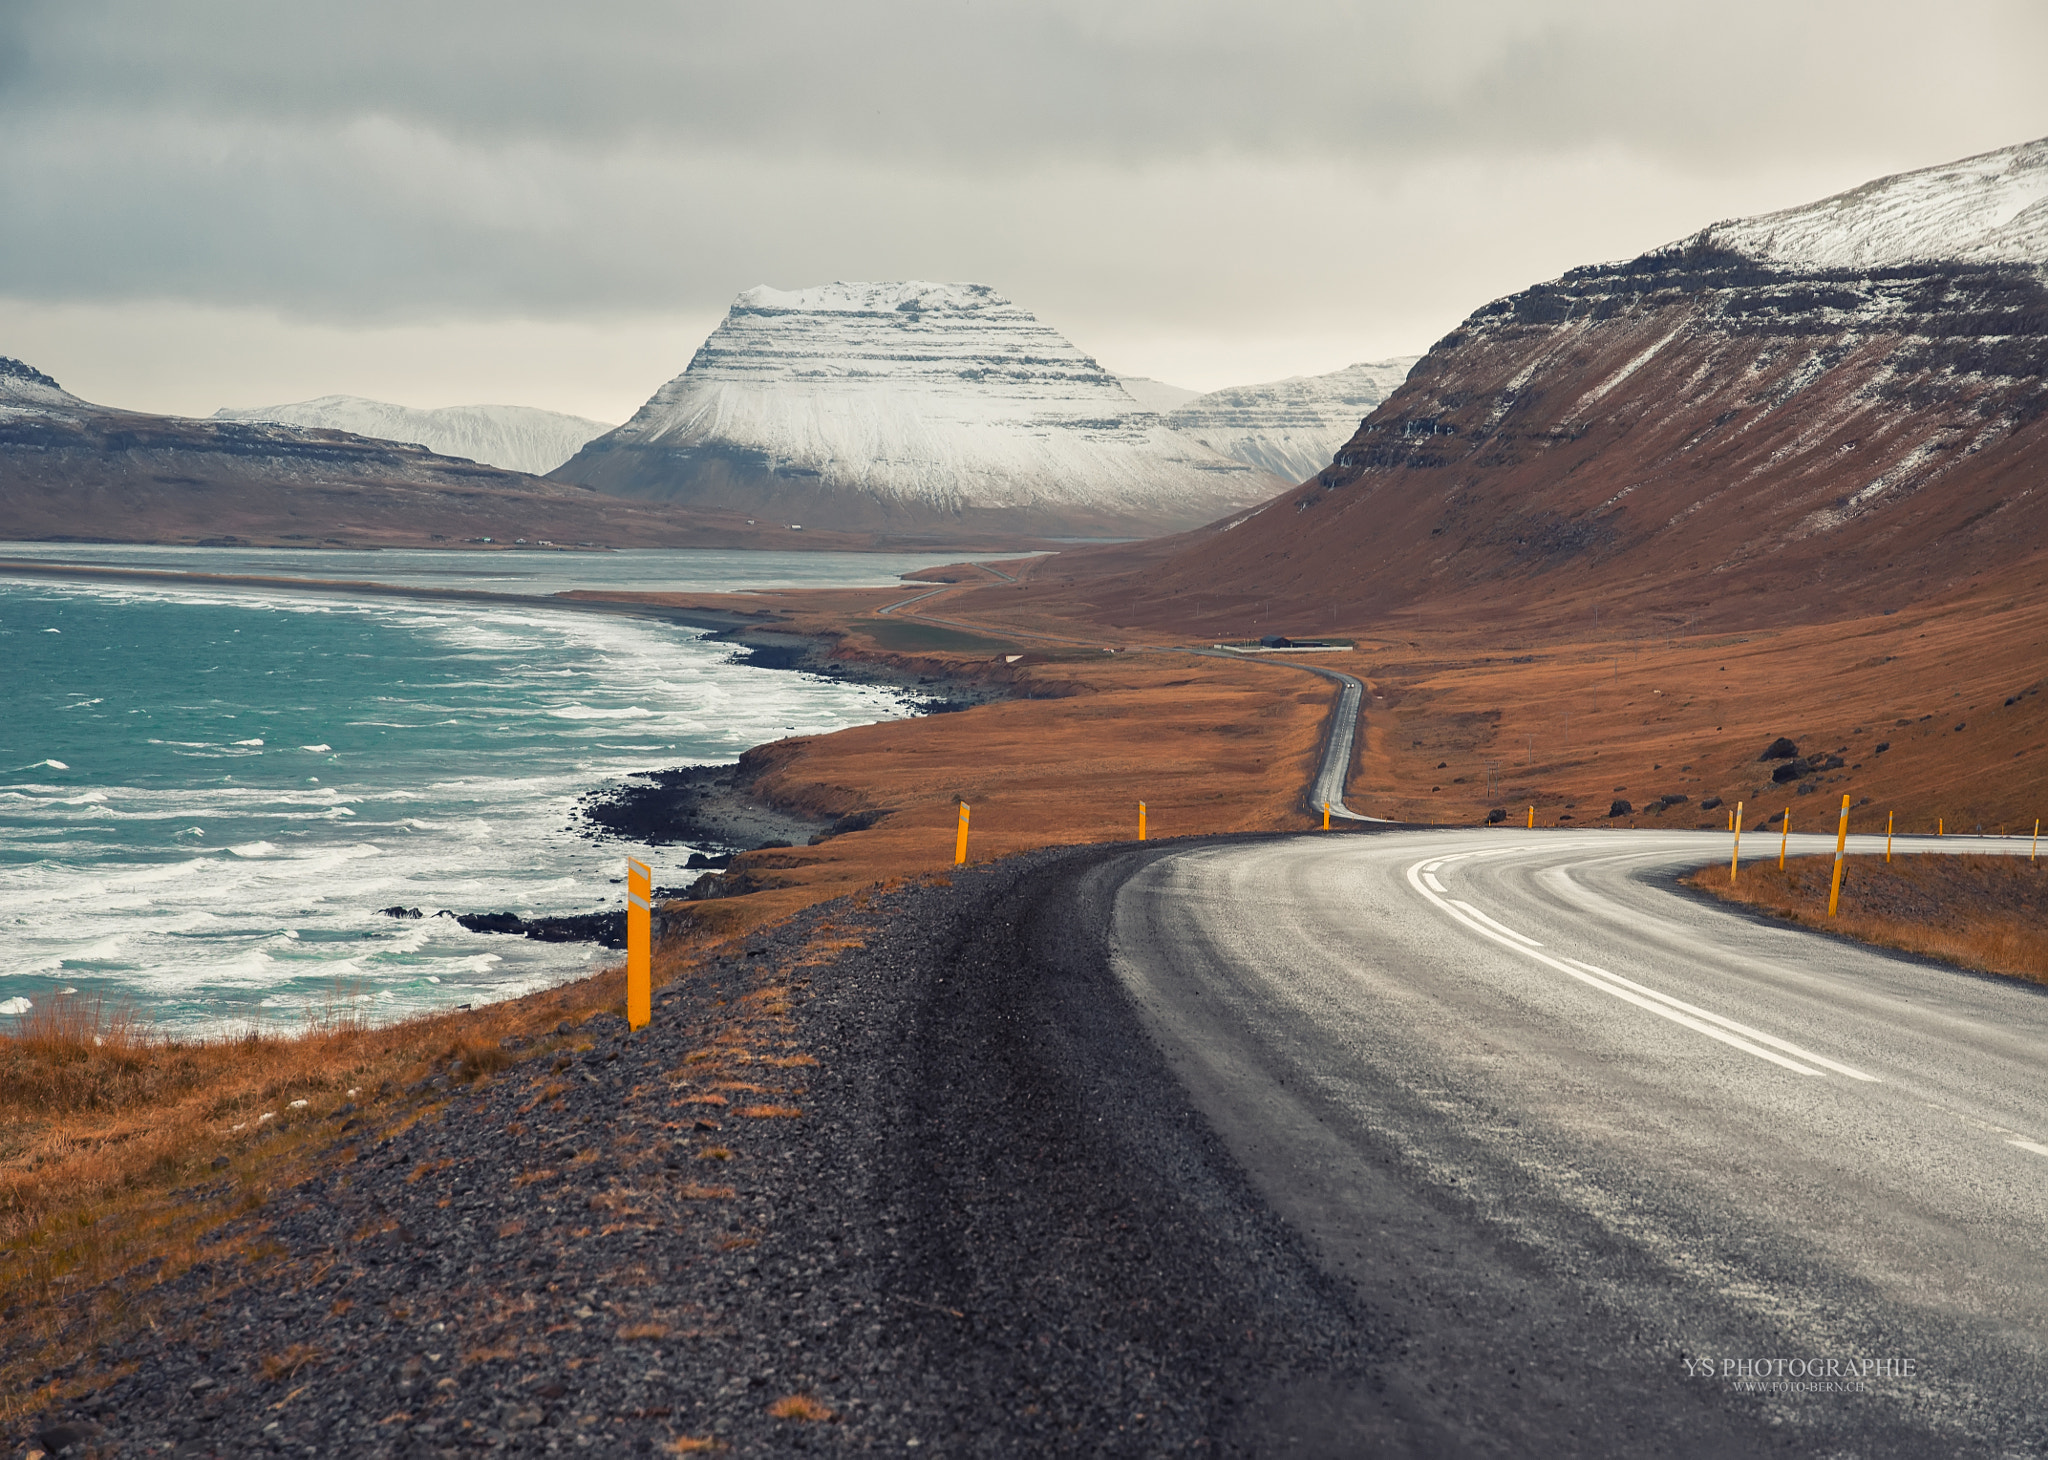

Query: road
1105;828;2048;1455
1290;659;1371;820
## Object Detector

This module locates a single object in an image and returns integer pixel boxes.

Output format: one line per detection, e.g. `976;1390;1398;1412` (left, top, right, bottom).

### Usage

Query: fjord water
0;540;1026;597
0;548;955;1032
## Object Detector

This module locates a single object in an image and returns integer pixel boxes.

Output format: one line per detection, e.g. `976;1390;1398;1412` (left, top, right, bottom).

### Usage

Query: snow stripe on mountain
212;396;613;476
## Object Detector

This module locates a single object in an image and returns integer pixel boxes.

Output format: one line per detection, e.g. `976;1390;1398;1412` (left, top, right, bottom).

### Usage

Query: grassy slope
1683;852;2048;986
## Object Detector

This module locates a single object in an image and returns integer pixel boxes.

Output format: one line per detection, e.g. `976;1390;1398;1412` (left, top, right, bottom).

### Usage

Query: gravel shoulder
20;842;1360;1457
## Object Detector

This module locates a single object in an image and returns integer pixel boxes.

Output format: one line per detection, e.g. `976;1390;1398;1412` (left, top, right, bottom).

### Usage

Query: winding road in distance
1104;828;2048;1456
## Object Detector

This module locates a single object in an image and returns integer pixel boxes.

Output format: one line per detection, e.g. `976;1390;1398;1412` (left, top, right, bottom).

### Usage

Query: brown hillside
991;248;2048;640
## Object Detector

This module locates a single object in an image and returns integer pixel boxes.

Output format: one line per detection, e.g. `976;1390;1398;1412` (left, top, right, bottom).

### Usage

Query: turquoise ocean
0;545;985;1033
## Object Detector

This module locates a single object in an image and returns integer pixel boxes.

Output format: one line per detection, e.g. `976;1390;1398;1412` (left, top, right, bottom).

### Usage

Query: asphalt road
1106;828;2048;1456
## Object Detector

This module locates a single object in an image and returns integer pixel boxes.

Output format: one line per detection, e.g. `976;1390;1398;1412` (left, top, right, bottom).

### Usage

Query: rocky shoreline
18;844;1359;1457
453;626;1011;943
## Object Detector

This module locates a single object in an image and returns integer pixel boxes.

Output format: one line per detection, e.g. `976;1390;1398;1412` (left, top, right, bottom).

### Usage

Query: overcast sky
3;1;2044;421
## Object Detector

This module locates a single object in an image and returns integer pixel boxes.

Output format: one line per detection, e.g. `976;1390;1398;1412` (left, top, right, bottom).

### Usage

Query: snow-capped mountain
1165;359;1419;485
553;283;1275;537
0;355;89;417
212;396;612;476
1686;135;2048;273
1082;135;2048;632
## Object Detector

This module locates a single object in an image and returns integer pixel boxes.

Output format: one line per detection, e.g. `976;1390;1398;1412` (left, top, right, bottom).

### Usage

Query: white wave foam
3;568;924;1032
0;997;31;1015
59;933;130;964
546;705;655;720
232;738;265;747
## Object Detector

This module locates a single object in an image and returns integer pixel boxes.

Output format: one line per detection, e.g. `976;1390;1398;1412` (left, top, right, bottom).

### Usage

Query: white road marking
1558;958;1878;1082
1422;872;1446;892
1404;858;1869;1080
1450;900;1543;947
2009;1139;2048;1159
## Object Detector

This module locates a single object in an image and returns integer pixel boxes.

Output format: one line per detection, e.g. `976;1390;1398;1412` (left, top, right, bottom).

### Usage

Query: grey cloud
2;0;2045;337
10;1;2046;164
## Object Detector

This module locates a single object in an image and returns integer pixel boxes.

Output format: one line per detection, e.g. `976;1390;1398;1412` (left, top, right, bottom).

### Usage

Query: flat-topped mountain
552;282;1275;537
1010;136;2048;634
212;396;613;476
1165;358;1419;484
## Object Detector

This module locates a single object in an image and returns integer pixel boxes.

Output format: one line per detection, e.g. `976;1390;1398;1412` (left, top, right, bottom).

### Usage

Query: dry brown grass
674;1184;738;1201
1686;853;2048;984
716;556;2048;838
0;921;749;1428
259;1341;323;1383
767;1394;834;1422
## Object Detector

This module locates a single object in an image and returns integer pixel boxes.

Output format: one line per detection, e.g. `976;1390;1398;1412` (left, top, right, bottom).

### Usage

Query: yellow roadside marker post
1527;805;1534;829
1320;802;1329;830
1140;802;1149;841
955;802;971;865
626;856;651;1031
1886;810;1894;862
1729;801;1744;883
1779;809;1790;870
2034;819;2040;863
1939;817;1944;838
1827;794;1851;917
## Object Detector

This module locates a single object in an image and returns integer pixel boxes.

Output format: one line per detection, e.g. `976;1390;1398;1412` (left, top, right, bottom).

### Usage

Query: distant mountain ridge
212;395;613;476
0;358;866;550
1012;134;2048;634
552;282;1276;537
1166;359;1419;485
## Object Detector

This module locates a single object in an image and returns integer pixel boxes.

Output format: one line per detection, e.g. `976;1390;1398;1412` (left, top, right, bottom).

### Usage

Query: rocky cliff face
212;396;613;477
552;282;1275;537
1065;137;2048;631
1165;358;1418;484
